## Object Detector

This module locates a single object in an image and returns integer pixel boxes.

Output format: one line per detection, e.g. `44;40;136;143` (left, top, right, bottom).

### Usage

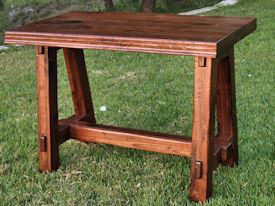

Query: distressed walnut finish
4;12;256;202
5;12;256;57
35;46;59;171
63;48;96;122
190;57;217;200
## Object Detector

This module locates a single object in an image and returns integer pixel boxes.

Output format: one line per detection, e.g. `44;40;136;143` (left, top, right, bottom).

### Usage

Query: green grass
3;0;221;11
114;0;221;13
3;0;97;7
0;0;274;205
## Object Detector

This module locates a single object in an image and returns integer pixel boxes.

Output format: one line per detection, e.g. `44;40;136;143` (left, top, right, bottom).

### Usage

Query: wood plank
216;49;238;166
213;146;221;170
63;48;96;122
58;124;70;145
189;56;217;202
4;12;256;57
5;33;217;57
60;119;192;157
36;46;59;172
58;114;97;145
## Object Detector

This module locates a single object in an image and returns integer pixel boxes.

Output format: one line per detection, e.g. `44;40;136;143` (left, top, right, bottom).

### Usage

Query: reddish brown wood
36;46;59;172
190;57;217;202
63;48;96;123
194;161;203;179
4;12;256;57
39;136;47;152
198;57;206;67
59;119;192;157
213;144;221;170
58;114;94;145
58;124;70;145
4;11;257;202
216;48;238;166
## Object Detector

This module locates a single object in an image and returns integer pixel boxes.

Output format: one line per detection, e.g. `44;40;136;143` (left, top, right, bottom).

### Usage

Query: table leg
36;46;59;172
63;48;96;123
189;56;217;202
216;48;238;166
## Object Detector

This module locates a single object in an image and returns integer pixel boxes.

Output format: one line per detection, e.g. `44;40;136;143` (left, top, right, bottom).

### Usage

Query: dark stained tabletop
4;12;256;57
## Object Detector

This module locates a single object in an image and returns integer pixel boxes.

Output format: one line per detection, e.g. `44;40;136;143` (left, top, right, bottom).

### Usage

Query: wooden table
5;12;256;202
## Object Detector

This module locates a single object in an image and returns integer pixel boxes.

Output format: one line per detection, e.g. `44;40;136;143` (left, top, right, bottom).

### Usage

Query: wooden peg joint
37;46;45;54
198;57;206;67
195;161;203;179
39;136;47;152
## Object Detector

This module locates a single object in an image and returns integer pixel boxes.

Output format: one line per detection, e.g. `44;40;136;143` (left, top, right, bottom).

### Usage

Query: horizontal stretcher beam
58;117;229;167
59;119;192;157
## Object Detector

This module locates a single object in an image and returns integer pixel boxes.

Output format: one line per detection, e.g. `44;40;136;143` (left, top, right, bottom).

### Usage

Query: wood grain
216;48;238;166
58;124;70;145
63;48;96;123
190;56;217;202
59;119;192;157
36;46;59;172
4;12;256;57
5;11;257;202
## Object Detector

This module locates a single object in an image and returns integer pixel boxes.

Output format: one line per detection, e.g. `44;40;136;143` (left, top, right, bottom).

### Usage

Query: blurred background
0;0;221;43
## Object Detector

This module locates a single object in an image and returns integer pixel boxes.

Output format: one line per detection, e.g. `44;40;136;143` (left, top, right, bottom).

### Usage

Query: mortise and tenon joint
4;12;256;202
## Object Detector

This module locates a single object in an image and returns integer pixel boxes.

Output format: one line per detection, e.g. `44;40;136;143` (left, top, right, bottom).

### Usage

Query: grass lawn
0;0;274;205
